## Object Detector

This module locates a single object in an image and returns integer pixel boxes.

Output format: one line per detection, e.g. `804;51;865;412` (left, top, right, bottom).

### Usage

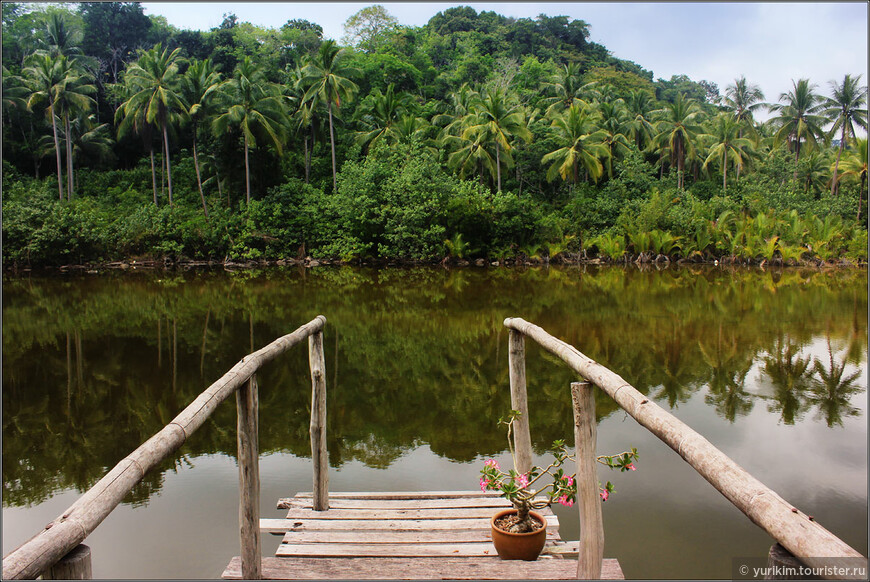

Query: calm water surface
2;265;867;579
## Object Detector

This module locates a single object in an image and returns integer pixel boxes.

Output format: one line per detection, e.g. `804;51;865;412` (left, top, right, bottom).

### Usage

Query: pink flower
627;463;636;471
565;475;574;486
479;477;489;491
484;459;500;470
600;490;609;502
557;495;574;507
517;473;529;488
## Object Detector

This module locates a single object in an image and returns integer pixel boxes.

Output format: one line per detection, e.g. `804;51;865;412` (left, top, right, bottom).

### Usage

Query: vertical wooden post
309;329;329;511
572;381;604;580
236;373;261;580
508;327;532;475
44;544;92;580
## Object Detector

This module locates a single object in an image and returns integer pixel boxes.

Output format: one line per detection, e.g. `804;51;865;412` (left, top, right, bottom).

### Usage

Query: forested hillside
2;2;867;267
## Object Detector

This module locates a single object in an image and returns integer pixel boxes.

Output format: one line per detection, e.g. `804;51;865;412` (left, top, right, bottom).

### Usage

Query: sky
139;2;868;118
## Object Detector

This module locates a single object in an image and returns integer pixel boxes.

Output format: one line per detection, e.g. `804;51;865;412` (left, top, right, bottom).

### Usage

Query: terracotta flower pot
490;508;547;560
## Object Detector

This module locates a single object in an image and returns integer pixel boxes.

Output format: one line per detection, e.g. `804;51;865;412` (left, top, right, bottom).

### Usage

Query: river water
2;265;867;578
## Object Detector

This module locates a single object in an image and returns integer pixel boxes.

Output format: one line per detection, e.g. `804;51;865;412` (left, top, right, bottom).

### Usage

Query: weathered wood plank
236;374;261;580
275;529;561;543
291;490;504;499
42;544;91;580
222;556;625;580
260;516;560;532
508;328;533;475
504;317;865;577
573;381;604;579
278;496;547;510
283;507;531;520
275;541;579;558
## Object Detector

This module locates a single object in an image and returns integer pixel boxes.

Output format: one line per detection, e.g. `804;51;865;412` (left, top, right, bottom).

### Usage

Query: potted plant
480;410;638;560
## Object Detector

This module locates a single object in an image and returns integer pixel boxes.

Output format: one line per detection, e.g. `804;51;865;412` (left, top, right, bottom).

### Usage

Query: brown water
2;265;867;578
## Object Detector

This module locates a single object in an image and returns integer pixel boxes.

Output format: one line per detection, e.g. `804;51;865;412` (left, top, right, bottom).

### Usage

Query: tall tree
182;58;222;218
837;138;868;223
114;81;158;204
79;2;152;85
301;40;359;193
652;93;705;190
595;99;631;177
341;4;399;52
53;61;96;199
624;89;656;150
355;83;415;149
24;54;69;200
541;62;584;116
541;102;609;187
118;43;187;206
703;113;756;193
823;74;868;196
213;56;288;205
722;76;766;132
768;79;827;179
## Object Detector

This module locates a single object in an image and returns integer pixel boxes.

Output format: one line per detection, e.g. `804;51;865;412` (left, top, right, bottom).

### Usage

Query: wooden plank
276;529;561;543
504;317;866;577
283;507;533;520
290;490;504;499
260;516;560;532
275;541;580;558
43;544;91;580
572;381;604;579
308;330;328;511
236;374;261;579
278;497;547;510
222;556;625;580
508;328;533;475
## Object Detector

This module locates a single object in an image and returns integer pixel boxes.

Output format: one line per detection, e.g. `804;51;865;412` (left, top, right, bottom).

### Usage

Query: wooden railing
2;316;329;580
503;317;866;580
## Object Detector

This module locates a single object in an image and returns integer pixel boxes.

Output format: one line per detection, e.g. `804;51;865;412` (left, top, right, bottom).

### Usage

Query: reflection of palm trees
701;325;755;422
761;337;813;425
809;337;862;428
651;321;700;408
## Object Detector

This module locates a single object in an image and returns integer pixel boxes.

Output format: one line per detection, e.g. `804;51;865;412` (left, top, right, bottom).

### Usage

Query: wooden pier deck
221;491;624;579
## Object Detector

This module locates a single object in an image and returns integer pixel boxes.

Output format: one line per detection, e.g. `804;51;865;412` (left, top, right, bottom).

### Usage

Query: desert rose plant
480;410;638;533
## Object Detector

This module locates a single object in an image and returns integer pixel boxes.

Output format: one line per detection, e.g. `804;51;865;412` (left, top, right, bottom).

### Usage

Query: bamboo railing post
236;373;261;580
309;325;329;511
507;326;532;475
571;382;604;580
43;544;91;580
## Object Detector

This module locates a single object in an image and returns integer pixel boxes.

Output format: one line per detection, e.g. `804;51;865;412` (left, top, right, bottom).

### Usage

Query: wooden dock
221;491;624;579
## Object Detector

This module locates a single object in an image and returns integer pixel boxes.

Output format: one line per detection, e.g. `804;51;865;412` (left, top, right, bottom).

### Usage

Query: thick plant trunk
244;132;251;205
328;103;337;193
513;499;534;533
192;126;208;220
163;121;173;207
50;101;64;201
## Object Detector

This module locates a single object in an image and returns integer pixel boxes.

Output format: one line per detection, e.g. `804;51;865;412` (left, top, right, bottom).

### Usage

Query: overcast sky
140;2;868;117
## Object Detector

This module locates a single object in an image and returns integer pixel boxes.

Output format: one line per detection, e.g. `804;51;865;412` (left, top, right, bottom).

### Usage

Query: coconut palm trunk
192;122;208;219
495;141;502;192
722;150;728;193
328;102;337;193
150;147;157;205
831;126;847;196
50;102;64;200
162;120;174;207
244;132;251;205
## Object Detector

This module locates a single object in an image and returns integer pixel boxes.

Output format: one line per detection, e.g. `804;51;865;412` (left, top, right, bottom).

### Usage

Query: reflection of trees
1;265;866;507
809;336;862;428
761;337;813;425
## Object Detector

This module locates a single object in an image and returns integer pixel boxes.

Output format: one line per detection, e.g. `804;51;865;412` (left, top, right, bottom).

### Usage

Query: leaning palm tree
767;79;827;180
182;58;222;218
541;102;609;188
118;44;187;207
703;113;756;193
823;74;868;196
651;93;705;190
301;40;359;193
462;86;532;192
212;56;288;205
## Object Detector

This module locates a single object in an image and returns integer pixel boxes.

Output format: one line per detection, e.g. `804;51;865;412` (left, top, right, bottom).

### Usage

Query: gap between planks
275;541;580;558
261;516;560;533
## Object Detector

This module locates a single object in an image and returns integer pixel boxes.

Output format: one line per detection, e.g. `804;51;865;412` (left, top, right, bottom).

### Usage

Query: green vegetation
2;3;867;267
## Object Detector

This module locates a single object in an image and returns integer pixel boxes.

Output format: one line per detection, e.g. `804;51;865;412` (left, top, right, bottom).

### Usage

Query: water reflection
2;266;867;510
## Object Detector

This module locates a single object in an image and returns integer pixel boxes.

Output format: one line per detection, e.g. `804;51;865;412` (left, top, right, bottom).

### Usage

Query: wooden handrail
2;315;327;580
503;317;865;580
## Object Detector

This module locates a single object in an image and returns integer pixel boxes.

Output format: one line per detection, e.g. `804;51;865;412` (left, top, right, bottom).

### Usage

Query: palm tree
823;74;868;196
213;56;288;205
182;58;222;218
118;44;187;207
301;40;359;193
541;62;584;116
442;129;497;186
651;93;705;190
24;53;69;200
51;60;96;200
541;102;609;187
703;113;756;193
287;64;323;184
462;86;532;192
837;138;868;223
768;79;827;179
355;83;415;149
722;76;765;136
594;99;631;177
114;84;159;204
624;89;656;150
